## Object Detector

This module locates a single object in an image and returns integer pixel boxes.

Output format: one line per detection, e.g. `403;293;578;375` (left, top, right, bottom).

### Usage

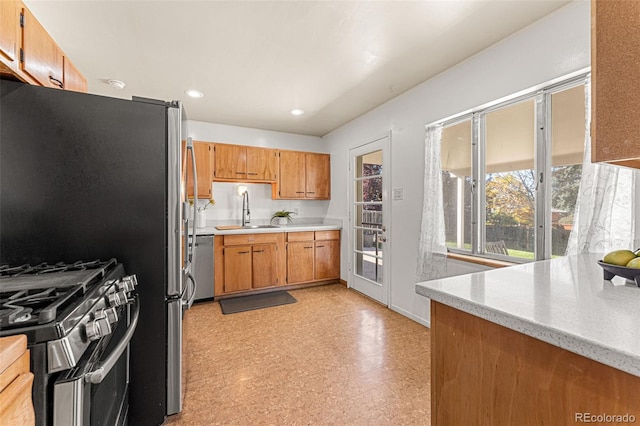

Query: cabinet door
223;245;253;293
591;0;640;168
63;56;87;93
0;0;17;66
20;6;64;89
252;244;277;288
315;239;340;280
278;151;306;198
287;241;314;284
306;153;330;199
186;142;213;199
246;147;278;181
215;144;246;179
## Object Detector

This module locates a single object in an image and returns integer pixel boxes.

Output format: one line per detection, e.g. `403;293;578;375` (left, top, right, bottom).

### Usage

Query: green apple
603;249;637;266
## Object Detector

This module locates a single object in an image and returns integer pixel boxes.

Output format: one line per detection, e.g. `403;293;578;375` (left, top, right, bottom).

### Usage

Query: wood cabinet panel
431;301;640;425
0;335;33;426
20;6;64;89
286;231;315;242
0;0;17;66
224;233;280;246
591;0;640;168
315;230;339;241
185;141;213;199
63;56;87;93
315;239;340;280
246;147;278;181
252;244;278;288
278;151;306;198
214;144;246;179
287;241;315;284
223;245;253;293
305;153;330;199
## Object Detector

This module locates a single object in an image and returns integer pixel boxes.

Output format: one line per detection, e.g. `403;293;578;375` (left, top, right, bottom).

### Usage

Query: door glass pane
354;149;383;284
550;84;585;256
485;99;536;260
441;119;472;250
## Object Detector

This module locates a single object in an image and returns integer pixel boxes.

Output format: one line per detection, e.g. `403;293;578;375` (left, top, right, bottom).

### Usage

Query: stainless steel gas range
0;259;139;426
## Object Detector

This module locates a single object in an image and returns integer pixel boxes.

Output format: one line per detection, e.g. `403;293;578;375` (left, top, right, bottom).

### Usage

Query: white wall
188;121;329;223
322;1;591;326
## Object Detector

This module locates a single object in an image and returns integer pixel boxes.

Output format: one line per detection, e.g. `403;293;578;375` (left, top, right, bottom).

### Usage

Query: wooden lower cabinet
215;230;341;297
287;241;315;284
0;335;35;426
216;233;285;296
223;245;253;293
252;244;278;288
287;230;340;284
431;301;640;425
315;239;340;280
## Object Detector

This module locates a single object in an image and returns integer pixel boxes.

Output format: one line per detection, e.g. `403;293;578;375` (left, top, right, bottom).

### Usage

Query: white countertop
191;218;342;236
415;253;640;377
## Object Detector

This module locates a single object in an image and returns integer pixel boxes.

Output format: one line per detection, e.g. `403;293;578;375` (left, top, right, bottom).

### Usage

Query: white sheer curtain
566;77;640;254
416;125;448;281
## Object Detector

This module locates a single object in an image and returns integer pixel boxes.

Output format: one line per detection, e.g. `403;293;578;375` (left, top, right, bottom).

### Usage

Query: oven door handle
85;297;140;385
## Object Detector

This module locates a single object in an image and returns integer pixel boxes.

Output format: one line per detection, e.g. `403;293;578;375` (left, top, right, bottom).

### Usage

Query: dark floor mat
219;291;297;314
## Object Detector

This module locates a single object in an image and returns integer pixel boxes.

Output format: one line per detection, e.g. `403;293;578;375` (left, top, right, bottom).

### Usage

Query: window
440;76;586;261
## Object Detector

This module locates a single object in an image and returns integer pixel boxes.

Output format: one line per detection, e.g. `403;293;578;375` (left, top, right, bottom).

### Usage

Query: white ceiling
25;0;570;137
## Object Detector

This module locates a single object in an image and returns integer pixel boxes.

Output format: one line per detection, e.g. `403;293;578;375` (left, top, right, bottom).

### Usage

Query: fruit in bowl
602;249;637;266
598;249;640;287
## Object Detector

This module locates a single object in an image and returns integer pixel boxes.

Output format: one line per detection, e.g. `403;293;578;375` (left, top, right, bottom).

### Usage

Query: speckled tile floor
164;284;431;425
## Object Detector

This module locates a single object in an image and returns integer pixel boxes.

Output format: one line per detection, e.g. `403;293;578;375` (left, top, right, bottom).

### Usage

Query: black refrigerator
0;79;196;426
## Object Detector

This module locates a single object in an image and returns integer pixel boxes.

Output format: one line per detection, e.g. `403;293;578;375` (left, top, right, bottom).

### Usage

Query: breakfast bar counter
416;253;640;425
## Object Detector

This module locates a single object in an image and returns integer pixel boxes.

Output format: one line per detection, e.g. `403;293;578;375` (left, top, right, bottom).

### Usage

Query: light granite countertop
191;217;342;236
415;253;640;378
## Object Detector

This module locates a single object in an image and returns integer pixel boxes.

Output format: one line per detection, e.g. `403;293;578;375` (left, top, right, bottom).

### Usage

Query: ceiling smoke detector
107;79;126;90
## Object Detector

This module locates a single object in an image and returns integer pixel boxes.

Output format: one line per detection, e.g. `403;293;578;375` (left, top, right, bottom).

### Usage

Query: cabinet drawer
287;232;314;242
315;230;339;241
224;233;280;246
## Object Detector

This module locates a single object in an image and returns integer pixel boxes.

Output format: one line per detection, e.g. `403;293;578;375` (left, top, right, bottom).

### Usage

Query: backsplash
194;182;330;223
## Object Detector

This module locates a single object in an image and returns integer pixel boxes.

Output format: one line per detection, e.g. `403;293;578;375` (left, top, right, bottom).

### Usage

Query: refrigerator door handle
184;272;197;308
187;137;198;268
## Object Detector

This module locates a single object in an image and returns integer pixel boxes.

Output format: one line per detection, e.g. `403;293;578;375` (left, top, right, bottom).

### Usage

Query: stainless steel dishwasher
191;235;215;301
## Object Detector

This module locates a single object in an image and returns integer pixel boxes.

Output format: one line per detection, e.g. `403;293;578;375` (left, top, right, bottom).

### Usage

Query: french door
349;135;390;305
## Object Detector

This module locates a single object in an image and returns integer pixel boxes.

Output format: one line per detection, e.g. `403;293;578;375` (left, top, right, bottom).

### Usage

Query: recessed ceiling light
290;108;305;116
107;79;126;90
185;90;204;98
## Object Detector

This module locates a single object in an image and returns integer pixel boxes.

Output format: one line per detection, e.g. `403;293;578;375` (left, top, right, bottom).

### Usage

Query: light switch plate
393;187;403;201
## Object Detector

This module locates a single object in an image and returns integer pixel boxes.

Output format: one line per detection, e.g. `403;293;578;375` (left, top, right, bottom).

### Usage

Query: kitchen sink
241;225;280;229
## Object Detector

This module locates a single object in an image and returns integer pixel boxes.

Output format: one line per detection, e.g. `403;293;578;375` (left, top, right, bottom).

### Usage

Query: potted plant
271;210;296;225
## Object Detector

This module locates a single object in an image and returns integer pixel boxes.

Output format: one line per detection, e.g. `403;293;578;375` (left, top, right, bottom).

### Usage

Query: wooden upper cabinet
214;144;246;180
20;6;64;89
63;56;87;93
305;153;330;199
214;144;278;182
278;151;330;200
186;141;213;199
591;0;640;169
246;147;278;181
0;0;18;70
278;151;306;198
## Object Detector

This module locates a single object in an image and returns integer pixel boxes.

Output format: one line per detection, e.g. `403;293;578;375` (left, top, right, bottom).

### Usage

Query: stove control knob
117;275;138;292
107;290;130;307
85;313;112;342
98;307;119;324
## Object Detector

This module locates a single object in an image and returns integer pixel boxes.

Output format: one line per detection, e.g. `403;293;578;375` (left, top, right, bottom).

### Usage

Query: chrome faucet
241;190;250;226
